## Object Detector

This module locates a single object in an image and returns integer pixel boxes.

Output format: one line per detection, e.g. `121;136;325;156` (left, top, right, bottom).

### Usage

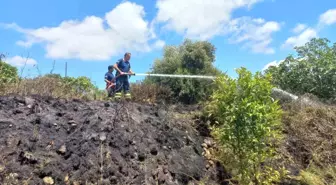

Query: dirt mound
0;96;225;185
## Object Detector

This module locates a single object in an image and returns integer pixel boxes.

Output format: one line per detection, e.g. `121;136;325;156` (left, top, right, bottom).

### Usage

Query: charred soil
0;95;226;185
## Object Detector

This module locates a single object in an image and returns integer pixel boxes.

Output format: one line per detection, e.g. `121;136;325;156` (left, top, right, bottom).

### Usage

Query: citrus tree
206;67;286;184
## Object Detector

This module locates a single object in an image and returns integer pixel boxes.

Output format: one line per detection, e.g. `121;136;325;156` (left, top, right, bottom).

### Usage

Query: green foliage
0;55;19;86
206;67;286;185
62;76;96;95
145;39;222;104
265;38;336;101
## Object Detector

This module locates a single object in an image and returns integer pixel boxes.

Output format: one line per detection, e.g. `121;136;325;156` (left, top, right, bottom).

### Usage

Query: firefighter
105;65;115;98
113;52;134;99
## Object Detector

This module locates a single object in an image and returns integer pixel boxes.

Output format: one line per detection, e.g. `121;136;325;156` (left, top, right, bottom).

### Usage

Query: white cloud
282;9;336;49
319;9;336;25
6;2;163;61
154;0;280;54
4;56;37;67
155;0;262;40
227;17;281;54
282;28;317;49
262;59;284;71
153;40;166;49
292;23;307;33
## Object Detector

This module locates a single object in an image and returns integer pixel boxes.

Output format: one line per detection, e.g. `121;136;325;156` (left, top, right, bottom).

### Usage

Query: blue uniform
105;72;115;82
115;58;131;94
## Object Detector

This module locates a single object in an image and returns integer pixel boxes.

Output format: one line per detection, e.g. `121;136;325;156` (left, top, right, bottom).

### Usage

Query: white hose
135;73;310;104
135;73;216;79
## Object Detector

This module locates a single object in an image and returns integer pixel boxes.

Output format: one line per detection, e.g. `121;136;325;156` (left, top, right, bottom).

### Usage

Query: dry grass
130;82;174;104
280;100;336;184
0;75;175;104
0;76;108;101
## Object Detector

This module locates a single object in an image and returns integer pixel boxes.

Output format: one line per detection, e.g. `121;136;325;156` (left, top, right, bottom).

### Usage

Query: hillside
0;95;227;185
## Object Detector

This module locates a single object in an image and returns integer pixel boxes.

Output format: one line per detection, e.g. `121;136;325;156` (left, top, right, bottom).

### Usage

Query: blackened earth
0;96;228;185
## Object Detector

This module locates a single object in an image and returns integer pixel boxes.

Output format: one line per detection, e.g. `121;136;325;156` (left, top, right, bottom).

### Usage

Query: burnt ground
0;95;228;185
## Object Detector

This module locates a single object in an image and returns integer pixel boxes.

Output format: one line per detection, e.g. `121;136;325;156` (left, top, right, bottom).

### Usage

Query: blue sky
1;0;336;89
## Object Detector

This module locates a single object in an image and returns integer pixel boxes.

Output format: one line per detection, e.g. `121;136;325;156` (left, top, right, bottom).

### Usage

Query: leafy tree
0;54;18;86
206;67;286;185
265;38;336;101
62;76;95;94
145;39;222;104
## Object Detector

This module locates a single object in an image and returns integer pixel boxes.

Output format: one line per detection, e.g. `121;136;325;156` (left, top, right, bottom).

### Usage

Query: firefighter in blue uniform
113;52;134;99
104;65;115;98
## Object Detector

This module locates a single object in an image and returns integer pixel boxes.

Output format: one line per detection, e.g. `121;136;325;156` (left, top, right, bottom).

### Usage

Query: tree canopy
265;38;336;101
145;39;223;104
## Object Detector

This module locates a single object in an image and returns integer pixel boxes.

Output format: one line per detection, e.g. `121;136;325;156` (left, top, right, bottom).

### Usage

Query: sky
1;0;336;89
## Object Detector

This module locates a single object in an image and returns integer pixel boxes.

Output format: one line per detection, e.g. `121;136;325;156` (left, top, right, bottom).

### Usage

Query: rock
201;143;207;148
90;133;99;140
0;119;14;129
64;174;69;182
104;103;110;107
163;165;169;174
150;147;158;155
72;157;80;170
0;164;5;173
138;152;146;162
100;133;107;141
110;176;117;184
168;146;205;183
9;173;18;178
204;138;214;147
209;160;214;166
13;109;23;114
151;169;158;177
6;137;20;147
19;151;38;164
100;179;110;185
57;145;66;154
38;167;53;178
158;170;166;184
25;97;35;106
68;120;76;124
204;149;211;159
43;176;54;184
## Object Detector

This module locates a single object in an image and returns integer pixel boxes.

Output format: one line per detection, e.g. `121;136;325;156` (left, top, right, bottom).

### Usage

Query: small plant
206;67;286;185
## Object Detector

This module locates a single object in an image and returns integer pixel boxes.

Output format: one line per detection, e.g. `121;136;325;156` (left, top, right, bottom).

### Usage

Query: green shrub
145;39;222;104
62;76;95;95
0;55;19;87
206;67;286;185
265;38;336;102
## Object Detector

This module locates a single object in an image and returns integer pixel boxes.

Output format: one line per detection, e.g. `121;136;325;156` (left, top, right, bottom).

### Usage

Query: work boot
115;92;122;99
125;93;131;100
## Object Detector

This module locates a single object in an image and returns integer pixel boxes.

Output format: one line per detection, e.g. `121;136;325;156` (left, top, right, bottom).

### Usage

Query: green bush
206;67;286;185
62;76;95;95
0;55;18;86
145;39;222;104
265;38;336;101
